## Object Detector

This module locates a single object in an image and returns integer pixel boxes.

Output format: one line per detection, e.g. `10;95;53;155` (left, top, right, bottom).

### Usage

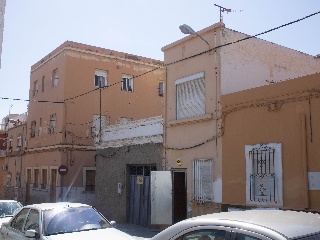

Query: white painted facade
95;116;163;148
221;28;320;95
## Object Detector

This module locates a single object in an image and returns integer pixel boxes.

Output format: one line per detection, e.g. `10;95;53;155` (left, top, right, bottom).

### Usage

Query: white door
151;171;172;225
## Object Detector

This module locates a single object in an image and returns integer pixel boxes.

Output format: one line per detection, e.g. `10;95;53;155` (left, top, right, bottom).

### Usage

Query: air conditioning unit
2;165;8;171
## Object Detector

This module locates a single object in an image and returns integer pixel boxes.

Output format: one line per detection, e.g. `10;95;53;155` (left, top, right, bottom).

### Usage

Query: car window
10;208;30;232
0;202;22;217
43;206;112;235
295;233;320;240
235;233;260;240
176;229;227;240
24;209;39;233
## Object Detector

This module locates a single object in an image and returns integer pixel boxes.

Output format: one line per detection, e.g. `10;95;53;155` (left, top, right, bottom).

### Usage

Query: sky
0;0;319;121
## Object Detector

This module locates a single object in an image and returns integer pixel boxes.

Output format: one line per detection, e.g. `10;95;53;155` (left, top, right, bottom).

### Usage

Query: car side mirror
110;221;116;227
25;229;39;239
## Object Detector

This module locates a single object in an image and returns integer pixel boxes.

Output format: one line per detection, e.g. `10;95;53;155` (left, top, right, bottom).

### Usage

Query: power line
1;10;319;108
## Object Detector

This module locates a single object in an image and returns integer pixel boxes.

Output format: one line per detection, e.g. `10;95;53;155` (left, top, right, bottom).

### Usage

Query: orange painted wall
221;72;320;211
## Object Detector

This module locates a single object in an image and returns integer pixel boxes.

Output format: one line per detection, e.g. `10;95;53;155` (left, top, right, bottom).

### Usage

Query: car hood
46;228;136;240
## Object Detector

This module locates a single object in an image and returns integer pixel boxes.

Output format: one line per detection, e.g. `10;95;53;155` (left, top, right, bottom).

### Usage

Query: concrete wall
221;72;320;212
95;143;163;223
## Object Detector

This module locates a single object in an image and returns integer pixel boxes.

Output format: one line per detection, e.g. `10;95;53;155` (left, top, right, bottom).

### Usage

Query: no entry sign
58;165;68;175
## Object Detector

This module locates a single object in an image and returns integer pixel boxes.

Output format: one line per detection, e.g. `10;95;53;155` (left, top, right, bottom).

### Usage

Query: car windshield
0;202;22;218
43;206;112;236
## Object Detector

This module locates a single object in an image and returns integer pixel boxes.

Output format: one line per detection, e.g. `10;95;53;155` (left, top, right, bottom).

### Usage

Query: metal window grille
129;165;157;176
249;149;276;203
193;159;213;202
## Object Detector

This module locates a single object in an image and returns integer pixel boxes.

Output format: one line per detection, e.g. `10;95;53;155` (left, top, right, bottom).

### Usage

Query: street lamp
179;24;209;47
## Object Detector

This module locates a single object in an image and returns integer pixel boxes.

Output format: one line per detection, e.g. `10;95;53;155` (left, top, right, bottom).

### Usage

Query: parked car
0;200;23;227
151;210;320;240
0;202;136;240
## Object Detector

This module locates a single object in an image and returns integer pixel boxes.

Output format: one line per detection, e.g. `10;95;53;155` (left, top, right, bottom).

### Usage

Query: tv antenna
214;4;232;22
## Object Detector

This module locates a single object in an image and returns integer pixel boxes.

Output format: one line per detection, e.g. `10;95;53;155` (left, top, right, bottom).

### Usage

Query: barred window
245;143;283;206
193;159;213;202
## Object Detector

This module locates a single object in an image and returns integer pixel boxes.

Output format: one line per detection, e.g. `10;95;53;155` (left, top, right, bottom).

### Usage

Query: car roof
23;202;90;211
153;210;320;239
0;200;20;203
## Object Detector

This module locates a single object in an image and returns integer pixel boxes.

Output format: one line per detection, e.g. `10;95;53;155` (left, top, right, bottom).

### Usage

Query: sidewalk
115;223;161;239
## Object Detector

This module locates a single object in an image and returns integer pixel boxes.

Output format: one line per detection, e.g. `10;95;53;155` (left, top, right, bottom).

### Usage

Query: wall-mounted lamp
179;24;210;47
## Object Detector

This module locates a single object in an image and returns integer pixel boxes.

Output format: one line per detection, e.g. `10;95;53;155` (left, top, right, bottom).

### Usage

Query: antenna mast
214;4;232;22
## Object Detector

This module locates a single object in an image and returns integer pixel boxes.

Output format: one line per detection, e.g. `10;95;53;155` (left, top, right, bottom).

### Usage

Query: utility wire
1;11;319;106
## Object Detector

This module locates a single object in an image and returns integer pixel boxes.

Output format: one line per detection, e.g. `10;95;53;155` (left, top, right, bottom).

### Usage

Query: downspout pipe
301;113;309;209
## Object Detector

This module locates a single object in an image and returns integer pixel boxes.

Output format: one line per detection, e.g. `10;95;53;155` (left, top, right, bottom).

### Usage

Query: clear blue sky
0;0;319;120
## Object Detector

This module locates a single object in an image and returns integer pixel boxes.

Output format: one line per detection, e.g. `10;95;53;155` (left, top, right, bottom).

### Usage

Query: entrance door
128;165;156;227
50;169;57;202
26;169;31;203
173;171;187;223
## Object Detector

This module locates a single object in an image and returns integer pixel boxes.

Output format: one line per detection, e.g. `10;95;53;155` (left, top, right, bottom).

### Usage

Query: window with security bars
193;159;213;202
175;72;205;120
129;165;157;176
245;143;283;206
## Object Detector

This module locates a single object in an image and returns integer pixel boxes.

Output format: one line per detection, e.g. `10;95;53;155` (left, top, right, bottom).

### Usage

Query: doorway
50;169;57;202
173;170;187;223
26;169;31;203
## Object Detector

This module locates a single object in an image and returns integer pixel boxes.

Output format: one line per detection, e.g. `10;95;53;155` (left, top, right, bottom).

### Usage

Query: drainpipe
163;66;167;171
301;113;309;209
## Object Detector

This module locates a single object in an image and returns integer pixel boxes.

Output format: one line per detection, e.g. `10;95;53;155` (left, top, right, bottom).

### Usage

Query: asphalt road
115;223;161;239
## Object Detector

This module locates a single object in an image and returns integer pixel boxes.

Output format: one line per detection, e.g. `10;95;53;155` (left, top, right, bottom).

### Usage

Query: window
33;80;39;97
38;118;42;136
17;136;22;150
121;74;133;92
158;81;164;96
30;121;36;138
94;70;107;87
8;138;12;152
175;72;205;120
34;169;39;188
24;209;39;232
83;168;95;192
42;76;45;92
193;159;213;202
176;229;227;240
11;208;30;232
42;169;47;189
49;114;56;134
52;69;59;87
245;143;283;206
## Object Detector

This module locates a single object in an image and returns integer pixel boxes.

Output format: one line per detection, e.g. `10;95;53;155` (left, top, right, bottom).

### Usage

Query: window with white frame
94;70;107;88
121;74;133;92
83;167;95;192
193;159;213;202
30;121;36;138
52;69;59;87
17;136;22;150
34;168;39;188
49;114;56;134
41;168;47;189
175;72;205;120
33;80;39;97
158;81;164;96
245;143;283;206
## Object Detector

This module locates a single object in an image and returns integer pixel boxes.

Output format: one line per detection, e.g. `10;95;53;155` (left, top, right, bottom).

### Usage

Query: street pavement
115;223;161;239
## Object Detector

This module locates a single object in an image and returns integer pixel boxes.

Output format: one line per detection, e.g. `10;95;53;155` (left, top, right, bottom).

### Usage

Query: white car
0;202;136;240
151;210;320;240
0;200;23;227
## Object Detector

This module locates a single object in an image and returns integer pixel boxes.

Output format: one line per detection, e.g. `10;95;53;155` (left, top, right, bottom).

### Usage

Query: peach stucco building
6;41;164;204
161;22;320;223
221;72;320;212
